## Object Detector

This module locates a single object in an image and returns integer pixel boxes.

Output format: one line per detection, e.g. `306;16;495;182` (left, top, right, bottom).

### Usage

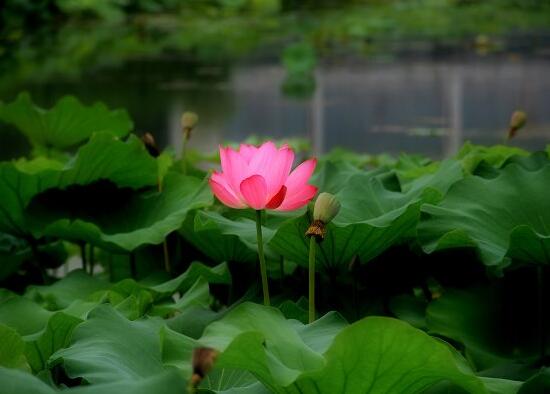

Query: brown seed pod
306;219;327;240
306;193;341;240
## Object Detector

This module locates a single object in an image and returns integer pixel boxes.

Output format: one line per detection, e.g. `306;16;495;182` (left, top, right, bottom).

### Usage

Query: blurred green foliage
1;0;549;94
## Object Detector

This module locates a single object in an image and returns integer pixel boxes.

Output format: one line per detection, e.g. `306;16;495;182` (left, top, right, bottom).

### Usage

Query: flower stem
180;130;189;175
158;178;171;275
89;245;95;276
255;209;270;306
80;243;87;272
308;236;316;323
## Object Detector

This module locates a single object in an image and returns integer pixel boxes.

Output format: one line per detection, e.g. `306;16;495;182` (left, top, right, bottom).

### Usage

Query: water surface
3;48;550;159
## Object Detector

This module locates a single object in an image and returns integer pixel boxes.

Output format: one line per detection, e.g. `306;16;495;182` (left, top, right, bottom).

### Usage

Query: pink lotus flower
209;141;317;211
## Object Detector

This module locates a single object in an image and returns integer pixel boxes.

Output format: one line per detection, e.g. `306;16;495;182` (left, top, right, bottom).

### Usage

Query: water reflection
3;53;550;160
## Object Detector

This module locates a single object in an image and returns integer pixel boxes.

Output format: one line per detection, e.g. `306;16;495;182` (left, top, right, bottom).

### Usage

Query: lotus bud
181;111;199;137
306;192;341;240
140;132;160;158
313;192;341;223
189;347;219;388
507;110;527;140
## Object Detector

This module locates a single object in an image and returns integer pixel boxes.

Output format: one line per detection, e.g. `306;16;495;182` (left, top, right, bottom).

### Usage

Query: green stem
163;240;171;274
180;130;189;175
80;243;87;272
255;210;270;306
29;239;48;284
158;177;172;275
89;245;95;276
108;254;113;282
308;236;316;323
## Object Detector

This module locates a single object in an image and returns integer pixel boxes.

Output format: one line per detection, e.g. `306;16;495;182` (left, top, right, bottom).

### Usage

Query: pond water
3;45;550;159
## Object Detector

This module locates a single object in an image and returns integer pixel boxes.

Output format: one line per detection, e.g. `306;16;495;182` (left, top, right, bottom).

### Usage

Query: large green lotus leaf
0;367;189;394
419;163;550;270
291;311;348;354
198;369;268;394
92;262;228;319
67;371;190;394
470;151;550;181
456;142;529;174
0;163;43;237
481;378;523;394
167;305;228;339
50;304;198;386
425;377;522;394
277;298;309;324
270;160;462;268
321;148;396;169
0;92;132;149
40;132;158;188
0;132;159;237
150;278;212;317
193;210;280;260
0;323;28;369
290;317;486;394
25;312;82;373
519;368;550;393
180;213;257;264
0;367;55;394
203;305;486;393
26;269;111;310
199;302;347;390
27;262;228;315
310;160;365;194
393;154;438;184
150;261;231;294
159;325;198;378
50;305;168;384
0;294;53;335
28;172;213;251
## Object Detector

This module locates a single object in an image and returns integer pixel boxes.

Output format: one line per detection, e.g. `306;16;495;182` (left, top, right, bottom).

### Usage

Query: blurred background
1;0;550;160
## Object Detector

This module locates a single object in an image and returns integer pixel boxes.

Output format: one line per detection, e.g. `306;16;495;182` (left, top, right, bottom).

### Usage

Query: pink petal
285;158;317;193
247;142;295;198
240;175;268;210
260;146;294;199
248;141;278;177
220;146;250;197
209;178;245;209
266;185;287;209
277;185;318;211
238;144;258;164
211;171;241;201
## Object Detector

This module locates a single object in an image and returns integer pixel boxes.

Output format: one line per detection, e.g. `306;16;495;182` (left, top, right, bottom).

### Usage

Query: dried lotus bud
181;112;199;136
141;132;160;158
306;193;341;240
507;110;527;140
